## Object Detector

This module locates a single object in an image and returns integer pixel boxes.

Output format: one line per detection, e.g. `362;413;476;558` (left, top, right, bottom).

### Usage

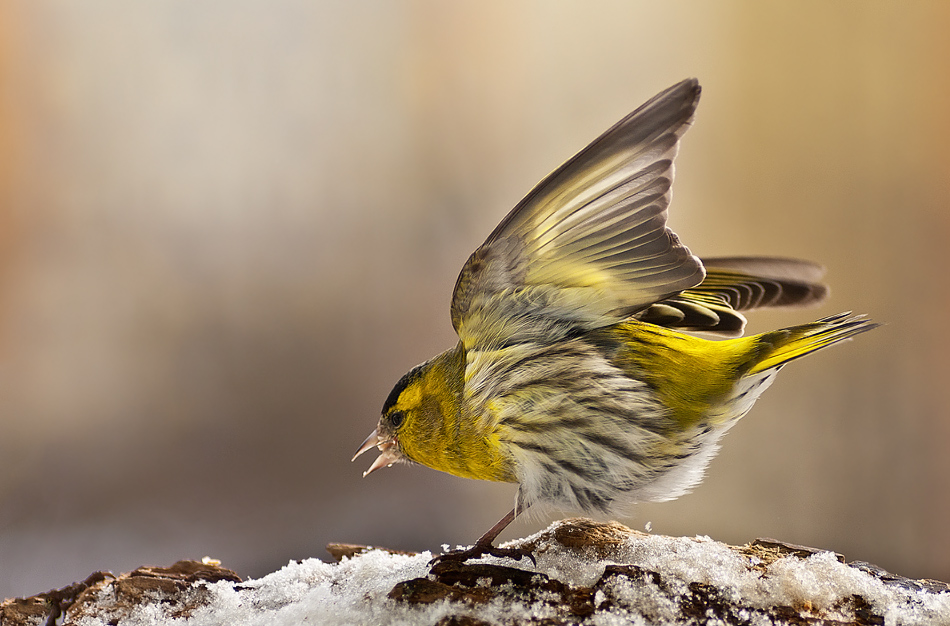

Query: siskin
353;78;877;562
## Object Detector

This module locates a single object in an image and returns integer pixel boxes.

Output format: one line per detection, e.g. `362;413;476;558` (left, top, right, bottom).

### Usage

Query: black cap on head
382;364;425;414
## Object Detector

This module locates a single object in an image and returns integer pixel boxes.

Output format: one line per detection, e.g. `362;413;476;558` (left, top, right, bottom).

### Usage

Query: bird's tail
746;312;879;376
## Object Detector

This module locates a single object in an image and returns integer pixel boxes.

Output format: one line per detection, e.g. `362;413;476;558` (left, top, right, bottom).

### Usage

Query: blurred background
1;1;948;600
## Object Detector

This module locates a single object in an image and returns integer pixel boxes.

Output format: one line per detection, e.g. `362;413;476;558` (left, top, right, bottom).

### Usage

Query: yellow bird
353;79;876;563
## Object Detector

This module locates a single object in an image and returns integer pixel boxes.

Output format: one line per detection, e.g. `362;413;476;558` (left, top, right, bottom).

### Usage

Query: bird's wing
451;79;705;349
637;257;830;336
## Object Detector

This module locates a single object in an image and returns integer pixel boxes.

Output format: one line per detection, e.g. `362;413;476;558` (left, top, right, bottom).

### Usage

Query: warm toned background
1;2;948;600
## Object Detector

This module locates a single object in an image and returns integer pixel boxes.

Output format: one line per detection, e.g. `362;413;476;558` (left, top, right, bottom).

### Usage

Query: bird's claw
429;542;536;567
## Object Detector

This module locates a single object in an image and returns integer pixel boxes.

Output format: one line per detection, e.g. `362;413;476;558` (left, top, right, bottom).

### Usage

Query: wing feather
451;79;705;348
637;257;830;336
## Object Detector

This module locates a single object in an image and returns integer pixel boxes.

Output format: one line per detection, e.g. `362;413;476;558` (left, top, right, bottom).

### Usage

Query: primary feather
639;256;830;336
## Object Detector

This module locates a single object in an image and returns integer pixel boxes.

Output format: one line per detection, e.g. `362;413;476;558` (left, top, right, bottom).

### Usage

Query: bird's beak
351;427;399;477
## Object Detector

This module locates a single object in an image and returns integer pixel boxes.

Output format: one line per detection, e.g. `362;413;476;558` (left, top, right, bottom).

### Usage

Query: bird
352;78;877;564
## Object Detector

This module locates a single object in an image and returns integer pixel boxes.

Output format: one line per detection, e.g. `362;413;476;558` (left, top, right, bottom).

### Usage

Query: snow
67;520;950;626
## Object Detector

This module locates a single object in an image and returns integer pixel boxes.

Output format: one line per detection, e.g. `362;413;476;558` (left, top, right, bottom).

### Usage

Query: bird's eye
389;411;405;428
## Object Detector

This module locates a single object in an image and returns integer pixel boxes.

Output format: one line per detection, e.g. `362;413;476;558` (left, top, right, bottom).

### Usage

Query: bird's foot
429;541;536;567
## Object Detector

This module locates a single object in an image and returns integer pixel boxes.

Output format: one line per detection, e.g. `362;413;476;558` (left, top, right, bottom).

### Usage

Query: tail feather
747;313;879;375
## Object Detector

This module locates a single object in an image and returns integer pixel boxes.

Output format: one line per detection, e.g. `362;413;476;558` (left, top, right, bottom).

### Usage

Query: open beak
351;427;399;477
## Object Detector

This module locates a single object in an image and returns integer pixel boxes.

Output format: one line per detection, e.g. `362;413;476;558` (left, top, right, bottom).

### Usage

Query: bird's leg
429;506;536;565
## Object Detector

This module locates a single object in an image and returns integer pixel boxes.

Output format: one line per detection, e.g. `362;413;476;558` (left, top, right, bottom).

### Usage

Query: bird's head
352;363;429;476
353;345;484;478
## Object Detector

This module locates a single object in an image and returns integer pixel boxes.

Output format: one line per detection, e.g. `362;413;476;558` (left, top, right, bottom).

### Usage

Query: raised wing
451;79;705;349
637;257;830;336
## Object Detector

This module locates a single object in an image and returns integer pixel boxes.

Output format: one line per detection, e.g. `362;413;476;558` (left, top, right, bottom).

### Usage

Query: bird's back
606;312;877;432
